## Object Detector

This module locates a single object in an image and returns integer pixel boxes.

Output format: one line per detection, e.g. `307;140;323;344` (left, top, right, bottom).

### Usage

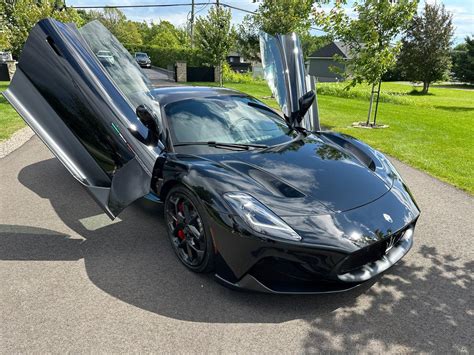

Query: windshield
97;50;111;56
164;96;294;146
136;53;148;58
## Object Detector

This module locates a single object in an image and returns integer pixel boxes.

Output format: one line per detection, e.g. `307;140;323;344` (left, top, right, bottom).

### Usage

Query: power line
69;2;325;32
71;2;209;9
70;2;252;11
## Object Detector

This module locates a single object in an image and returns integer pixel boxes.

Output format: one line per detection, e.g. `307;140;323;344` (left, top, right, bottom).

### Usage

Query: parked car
3;19;420;294
135;52;151;68
96;50;114;66
0;51;13;62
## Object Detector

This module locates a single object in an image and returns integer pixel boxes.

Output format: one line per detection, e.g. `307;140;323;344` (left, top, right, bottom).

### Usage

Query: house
226;52;251;73
306;42;351;82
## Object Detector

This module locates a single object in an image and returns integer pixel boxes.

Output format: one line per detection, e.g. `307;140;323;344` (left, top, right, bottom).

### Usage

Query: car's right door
259;32;317;130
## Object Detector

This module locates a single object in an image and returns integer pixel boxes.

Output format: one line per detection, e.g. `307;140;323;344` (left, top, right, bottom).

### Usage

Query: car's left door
3;19;163;218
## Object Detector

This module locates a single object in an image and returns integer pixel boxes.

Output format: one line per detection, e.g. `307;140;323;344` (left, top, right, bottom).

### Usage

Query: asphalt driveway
1;137;473;353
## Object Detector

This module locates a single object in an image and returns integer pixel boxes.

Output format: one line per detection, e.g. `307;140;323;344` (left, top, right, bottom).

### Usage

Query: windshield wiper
174;141;268;150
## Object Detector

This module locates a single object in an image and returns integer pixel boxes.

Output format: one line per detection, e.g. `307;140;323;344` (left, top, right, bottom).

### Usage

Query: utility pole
216;0;220;7
190;0;195;48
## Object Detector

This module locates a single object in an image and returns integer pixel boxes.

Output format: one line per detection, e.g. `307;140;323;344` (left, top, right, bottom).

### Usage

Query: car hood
197;134;392;215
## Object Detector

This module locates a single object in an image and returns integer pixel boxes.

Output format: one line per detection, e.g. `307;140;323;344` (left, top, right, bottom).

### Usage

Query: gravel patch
0;126;34;159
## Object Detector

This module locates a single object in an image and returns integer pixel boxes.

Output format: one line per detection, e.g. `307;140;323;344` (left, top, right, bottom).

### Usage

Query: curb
0;126;34;159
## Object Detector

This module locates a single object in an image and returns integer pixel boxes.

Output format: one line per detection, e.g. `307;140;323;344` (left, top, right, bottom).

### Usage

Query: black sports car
4;19;420;294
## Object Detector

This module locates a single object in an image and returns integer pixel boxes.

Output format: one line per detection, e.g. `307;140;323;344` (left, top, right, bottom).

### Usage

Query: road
1;137;473;353
143;67;176;87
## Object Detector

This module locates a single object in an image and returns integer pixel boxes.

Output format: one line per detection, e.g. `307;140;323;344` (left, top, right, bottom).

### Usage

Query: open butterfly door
3;19;164;218
259;32;320;131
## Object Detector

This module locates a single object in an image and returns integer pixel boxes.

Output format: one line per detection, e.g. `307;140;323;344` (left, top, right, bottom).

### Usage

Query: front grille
339;229;405;274
248;257;356;293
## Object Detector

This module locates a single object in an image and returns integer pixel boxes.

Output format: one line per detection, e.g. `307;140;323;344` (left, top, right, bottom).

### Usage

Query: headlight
223;192;302;241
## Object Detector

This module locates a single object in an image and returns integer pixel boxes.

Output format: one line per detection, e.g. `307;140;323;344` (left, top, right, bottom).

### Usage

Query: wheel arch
158;180;181;202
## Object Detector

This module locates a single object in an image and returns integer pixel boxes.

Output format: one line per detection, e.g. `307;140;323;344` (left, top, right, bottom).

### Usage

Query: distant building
226;52;251;73
306;42;351;82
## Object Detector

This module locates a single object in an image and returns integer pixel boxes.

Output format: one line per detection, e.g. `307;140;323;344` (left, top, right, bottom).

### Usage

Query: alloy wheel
165;191;206;267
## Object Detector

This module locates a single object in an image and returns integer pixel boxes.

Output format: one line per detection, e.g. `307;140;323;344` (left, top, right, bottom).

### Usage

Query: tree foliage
81;8;143;45
236;15;260;61
143;20;189;48
452;36;473;84
300;32;331;60
398;2;454;93
253;0;314;35
195;5;235;85
238;1;327;61
1;0;83;55
314;0;418;88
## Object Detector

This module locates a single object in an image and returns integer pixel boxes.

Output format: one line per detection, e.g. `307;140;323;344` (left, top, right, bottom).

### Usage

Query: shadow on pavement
1;157;472;351
3;157;374;324
303;246;473;353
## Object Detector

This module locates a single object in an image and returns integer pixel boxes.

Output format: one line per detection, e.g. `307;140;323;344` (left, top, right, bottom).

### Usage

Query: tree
95;8;142;45
253;0;314;35
145;21;189;48
300;32;331;60
452;36;474;84
314;0;418;126
0;11;12;51
237;1;319;62
236;15;260;62
195;5;235;86
1;0;83;56
398;2;454;93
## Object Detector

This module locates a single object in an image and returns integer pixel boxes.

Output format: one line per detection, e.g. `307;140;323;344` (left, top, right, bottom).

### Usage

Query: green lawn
193;81;474;194
0;81;25;141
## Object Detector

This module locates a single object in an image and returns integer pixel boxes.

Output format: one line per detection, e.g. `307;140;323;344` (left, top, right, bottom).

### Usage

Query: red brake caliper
177;201;186;240
177;230;186;240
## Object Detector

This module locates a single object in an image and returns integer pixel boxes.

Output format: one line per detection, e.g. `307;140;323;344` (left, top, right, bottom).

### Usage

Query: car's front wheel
164;185;215;273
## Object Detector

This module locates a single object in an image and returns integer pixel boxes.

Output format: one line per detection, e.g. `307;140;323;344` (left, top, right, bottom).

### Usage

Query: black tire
164;185;215;273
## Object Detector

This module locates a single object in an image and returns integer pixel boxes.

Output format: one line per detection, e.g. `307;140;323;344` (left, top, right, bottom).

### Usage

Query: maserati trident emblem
383;213;393;223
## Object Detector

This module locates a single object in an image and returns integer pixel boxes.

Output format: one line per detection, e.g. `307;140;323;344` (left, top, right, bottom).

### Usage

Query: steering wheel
228;117;254;132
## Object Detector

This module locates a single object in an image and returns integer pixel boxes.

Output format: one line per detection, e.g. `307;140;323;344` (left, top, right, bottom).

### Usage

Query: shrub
123;44;206;68
222;62;262;84
316;83;415;105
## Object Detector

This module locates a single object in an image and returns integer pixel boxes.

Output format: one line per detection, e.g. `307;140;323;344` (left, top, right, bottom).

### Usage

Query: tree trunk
373;80;382;126
422;81;430;94
366;83;376;126
219;61;223;87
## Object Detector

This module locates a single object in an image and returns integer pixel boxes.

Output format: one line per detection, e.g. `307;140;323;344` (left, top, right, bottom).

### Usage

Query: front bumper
210;180;419;294
337;227;413;283
214;225;414;294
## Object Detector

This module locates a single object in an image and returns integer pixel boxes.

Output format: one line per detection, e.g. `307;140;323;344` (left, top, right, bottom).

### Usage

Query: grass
192;81;474;194
0;81;25;141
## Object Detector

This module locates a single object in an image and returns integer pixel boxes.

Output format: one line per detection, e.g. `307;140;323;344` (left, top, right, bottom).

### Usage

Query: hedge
123;44;207;69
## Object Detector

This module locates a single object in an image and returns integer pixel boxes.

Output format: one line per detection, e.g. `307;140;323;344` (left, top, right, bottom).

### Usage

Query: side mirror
296;90;315;124
131;104;159;146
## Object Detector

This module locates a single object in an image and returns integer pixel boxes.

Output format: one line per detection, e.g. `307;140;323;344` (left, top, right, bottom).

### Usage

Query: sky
66;0;474;44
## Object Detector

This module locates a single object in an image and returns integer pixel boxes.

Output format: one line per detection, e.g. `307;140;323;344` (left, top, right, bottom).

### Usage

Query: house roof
309;42;351;59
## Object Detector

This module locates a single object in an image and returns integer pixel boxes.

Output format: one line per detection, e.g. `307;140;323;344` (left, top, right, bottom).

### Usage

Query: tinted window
165;96;292;145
